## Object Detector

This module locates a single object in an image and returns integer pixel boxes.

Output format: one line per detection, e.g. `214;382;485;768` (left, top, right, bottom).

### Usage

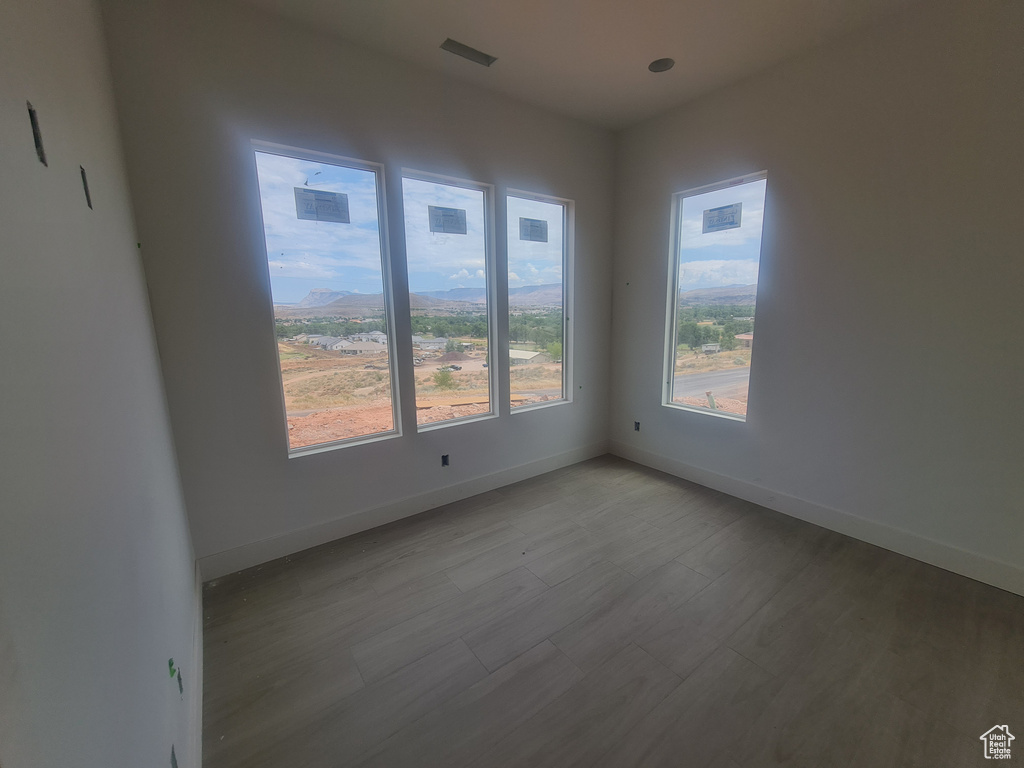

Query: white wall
0;1;200;766
100;0;614;577
610;0;1024;594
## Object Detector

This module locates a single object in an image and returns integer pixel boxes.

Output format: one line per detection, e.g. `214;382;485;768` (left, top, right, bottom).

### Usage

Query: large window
506;192;570;409
254;146;397;452
402;174;494;427
665;172;767;419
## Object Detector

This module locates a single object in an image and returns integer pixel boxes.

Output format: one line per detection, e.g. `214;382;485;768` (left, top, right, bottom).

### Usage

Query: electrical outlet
441;454;449;467
634;421;641;432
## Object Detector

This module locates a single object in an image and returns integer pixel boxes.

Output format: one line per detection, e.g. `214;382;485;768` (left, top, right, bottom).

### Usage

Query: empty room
1;0;1022;766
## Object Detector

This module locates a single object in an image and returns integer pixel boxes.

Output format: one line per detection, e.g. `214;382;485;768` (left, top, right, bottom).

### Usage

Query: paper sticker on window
702;202;742;233
519;217;548;242
428;205;468;234
294;188;350;223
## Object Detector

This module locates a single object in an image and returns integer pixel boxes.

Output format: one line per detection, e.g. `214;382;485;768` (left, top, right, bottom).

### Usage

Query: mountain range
275;292;451;318
417;283;562;307
679;284;757;305
295;288;354;307
278;283;563;318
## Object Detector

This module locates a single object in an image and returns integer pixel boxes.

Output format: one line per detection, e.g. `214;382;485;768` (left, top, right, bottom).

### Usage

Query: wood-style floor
203;455;1024;768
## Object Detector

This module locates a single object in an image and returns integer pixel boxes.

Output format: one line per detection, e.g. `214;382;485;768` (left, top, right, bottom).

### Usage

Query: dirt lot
675;347;751;373
287;400;395;448
279;342;565;448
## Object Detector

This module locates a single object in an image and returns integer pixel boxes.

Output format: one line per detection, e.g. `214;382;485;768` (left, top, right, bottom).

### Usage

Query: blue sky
677;178;766;291
402;177;486;293
255;151;387;304
507;195;563;288
256;152;567;304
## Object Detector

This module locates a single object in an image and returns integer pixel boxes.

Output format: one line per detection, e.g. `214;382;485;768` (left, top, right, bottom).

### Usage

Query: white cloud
507;196;564;287
255;152;388;283
475;269;485;279
678;178;767;250
266;255;340;280
679;259;759;289
508;271;523;283
402;178;488;289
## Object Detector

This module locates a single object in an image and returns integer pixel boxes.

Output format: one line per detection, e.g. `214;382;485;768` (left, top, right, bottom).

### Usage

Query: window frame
251;140;403;457
661;170;767;422
506;189;574;413
400;168;499;432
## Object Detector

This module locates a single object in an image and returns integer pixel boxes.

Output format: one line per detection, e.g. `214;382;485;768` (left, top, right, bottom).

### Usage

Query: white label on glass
294;189;350;223
428;205;468;234
702;202;742;233
519;217;548;242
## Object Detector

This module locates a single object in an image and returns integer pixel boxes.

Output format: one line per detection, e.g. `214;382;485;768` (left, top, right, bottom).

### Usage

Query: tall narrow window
665;172;767;419
254;147;397;452
507;193;569;409
402;174;493;427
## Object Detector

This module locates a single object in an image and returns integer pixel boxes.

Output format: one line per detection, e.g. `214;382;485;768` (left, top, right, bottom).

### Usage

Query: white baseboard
609;439;1024;597
198;442;608;580
190;558;203;768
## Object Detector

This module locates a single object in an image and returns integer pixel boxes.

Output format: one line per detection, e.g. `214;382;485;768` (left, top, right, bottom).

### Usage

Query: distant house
701;343;721;354
417;338;447;351
293;333;310;342
338;341;388;355
509;350;552;365
736;332;753;348
411;335;426;343
460;342;475;352
309;336;341;347
326;339;353;351
351;331;388;344
304;334;325;344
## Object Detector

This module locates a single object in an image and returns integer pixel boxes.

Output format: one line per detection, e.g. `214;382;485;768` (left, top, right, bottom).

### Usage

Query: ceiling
240;0;918;129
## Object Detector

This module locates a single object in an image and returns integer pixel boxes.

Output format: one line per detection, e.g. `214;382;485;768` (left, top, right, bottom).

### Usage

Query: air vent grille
440;38;497;67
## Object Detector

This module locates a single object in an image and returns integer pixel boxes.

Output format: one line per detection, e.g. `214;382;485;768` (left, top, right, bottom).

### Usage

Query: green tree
445;338;460;353
678;321;699;349
433;369;457;390
547;341;563;361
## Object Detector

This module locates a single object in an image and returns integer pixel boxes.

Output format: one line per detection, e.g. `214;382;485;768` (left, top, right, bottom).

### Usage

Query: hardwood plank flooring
203;455;1024;767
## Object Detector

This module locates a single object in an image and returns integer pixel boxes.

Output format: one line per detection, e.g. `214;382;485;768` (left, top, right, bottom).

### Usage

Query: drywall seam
609;439;1024;597
199;441;608;580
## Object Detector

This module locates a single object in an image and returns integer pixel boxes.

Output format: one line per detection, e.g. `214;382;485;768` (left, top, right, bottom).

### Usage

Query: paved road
673;367;750;398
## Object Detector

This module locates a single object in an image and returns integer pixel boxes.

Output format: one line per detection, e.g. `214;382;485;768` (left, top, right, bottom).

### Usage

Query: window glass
402;176;492;426
507;194;567;408
667;174;767;419
254;149;396;451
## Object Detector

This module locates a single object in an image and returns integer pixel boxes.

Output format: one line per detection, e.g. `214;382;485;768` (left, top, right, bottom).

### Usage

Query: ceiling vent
440;38;497;67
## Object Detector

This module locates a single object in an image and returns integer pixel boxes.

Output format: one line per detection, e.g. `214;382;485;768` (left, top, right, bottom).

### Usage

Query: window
664;172;767;420
402;174;494;427
506;192;570;409
254;145;398;453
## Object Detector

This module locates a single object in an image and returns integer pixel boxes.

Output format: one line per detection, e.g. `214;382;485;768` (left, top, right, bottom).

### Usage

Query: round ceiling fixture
648;58;675;73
